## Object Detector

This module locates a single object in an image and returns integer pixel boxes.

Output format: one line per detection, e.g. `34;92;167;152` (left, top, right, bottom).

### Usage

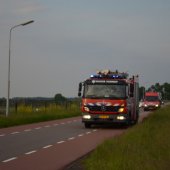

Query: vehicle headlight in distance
118;108;124;112
117;116;126;120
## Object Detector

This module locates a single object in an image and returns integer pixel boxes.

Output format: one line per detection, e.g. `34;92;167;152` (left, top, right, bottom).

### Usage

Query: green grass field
84;105;170;170
0;103;81;128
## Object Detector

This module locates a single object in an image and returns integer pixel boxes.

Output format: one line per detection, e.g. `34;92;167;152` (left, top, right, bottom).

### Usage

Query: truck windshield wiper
109;95;119;98
86;95;98;98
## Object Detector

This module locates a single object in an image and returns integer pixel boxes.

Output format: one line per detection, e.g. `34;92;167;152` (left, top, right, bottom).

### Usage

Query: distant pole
6;20;34;117
143;87;145;100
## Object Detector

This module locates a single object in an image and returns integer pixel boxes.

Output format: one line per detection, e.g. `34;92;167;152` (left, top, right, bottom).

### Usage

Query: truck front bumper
144;105;160;111
82;113;129;124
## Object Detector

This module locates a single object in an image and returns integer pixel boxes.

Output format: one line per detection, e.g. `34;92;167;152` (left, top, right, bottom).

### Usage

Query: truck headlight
83;115;91;119
117;116;126;120
155;104;159;107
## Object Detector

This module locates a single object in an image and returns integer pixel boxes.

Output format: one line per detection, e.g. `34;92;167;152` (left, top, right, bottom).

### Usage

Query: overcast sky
0;0;170;98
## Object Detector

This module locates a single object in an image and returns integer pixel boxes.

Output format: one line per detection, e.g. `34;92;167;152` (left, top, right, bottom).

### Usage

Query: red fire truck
78;70;139;128
143;92;161;111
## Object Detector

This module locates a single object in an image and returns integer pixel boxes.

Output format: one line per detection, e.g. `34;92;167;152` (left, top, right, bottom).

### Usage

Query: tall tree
54;93;67;105
139;86;145;100
163;83;170;100
147;82;170;100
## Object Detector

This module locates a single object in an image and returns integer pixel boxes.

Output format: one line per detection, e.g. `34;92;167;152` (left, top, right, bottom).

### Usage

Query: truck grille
88;105;120;112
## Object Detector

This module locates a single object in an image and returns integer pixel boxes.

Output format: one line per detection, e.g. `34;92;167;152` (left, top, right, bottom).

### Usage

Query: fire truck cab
78;70;139;128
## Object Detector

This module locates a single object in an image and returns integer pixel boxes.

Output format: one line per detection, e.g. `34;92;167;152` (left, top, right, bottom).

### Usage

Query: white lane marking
44;125;50;128
43;145;53;149
78;134;84;137
1;128;98;163
0;134;5;137
2;157;17;163
1;118;82;137
57;141;65;144
24;129;31;132
86;131;91;134
93;129;97;132
25;150;37;155
68;137;75;140
11;131;19;135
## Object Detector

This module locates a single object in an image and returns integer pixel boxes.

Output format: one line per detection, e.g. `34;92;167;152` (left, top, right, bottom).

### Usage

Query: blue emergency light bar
90;73;128;79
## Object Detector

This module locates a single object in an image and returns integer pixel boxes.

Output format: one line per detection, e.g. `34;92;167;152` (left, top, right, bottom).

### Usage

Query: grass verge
84;105;170;170
0;104;81;128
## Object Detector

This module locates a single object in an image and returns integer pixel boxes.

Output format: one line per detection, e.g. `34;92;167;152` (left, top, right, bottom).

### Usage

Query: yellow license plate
99;115;109;119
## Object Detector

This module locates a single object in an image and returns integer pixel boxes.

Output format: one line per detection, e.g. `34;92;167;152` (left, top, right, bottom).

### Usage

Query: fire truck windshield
145;96;159;101
84;84;126;99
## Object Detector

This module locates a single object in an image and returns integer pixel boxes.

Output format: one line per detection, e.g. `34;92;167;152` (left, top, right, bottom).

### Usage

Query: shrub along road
82;104;170;170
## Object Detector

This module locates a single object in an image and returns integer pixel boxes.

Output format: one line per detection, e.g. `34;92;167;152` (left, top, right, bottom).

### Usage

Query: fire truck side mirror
78;83;82;97
130;92;133;97
130;84;134;97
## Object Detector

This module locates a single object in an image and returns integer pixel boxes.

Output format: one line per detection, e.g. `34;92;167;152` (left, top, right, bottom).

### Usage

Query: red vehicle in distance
143;92;161;111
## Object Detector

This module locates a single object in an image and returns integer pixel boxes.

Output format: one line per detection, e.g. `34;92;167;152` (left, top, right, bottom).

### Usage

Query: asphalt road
0;110;150;170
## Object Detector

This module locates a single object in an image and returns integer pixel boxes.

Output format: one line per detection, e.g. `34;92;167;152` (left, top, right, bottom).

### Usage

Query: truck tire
133;111;139;125
84;123;91;128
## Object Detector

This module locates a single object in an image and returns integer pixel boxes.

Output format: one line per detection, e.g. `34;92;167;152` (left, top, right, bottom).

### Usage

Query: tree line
139;82;170;100
0;82;170;111
0;94;80;114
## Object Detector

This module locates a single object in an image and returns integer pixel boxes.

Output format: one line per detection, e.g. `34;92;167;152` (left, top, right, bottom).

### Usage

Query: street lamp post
6;20;34;117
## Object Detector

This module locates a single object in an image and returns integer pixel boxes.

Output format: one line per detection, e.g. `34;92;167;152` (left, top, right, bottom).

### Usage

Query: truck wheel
84;123;91;128
131;119;138;125
129;115;138;125
133;111;139;125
